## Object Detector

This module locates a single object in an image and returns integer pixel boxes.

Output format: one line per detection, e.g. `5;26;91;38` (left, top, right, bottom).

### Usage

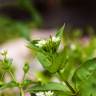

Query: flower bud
23;62;29;73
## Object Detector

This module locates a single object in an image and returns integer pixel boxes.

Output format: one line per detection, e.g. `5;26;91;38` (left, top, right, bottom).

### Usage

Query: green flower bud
23;62;29;73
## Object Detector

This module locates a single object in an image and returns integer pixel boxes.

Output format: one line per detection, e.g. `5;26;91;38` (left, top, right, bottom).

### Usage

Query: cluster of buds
0;50;13;70
28;26;64;73
29;25;64;54
34;36;60;53
35;36;60;48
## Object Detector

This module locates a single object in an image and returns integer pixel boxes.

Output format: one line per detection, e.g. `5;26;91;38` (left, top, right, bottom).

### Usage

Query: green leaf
59;62;76;82
36;71;52;83
72;58;96;96
48;49;67;73
0;81;18;90
56;25;65;38
27;82;67;92
54;91;71;96
37;46;68;73
37;52;51;68
58;46;80;82
73;58;96;82
37;52;66;73
79;75;96;96
56;49;67;70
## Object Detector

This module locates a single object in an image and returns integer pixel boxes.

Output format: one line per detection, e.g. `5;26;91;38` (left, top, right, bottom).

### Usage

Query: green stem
22;73;26;81
1;72;6;81
9;70;16;82
64;80;76;94
20;88;24;96
58;71;76;94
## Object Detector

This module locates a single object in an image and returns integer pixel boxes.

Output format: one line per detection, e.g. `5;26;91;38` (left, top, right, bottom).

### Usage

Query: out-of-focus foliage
0;17;28;43
0;0;42;44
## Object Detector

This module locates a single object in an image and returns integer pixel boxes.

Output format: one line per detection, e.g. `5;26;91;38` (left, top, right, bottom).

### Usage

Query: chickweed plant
1;26;96;96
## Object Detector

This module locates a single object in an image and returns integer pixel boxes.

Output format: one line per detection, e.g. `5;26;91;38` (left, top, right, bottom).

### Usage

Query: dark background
0;0;96;29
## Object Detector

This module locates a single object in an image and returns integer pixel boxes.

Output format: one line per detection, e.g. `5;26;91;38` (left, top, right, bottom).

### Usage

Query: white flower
35;91;54;96
35;43;43;48
52;36;60;42
36;92;45;96
45;91;54;96
35;36;60;48
39;40;47;45
35;40;47;47
70;44;76;50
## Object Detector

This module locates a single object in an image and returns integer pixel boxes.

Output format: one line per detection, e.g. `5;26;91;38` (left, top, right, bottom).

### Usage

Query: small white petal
45;91;54;96
38;40;47;45
35;43;43;47
36;92;45;96
35;91;54;96
52;36;60;42
35;40;47;48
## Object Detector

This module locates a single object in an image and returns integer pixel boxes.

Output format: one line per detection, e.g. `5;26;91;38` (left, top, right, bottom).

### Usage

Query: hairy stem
64;80;76;94
58;71;76;94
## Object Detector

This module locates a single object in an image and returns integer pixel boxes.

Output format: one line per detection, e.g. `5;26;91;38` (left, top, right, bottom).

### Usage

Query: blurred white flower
39;40;47;45
35;91;54;96
70;44;76;50
45;91;54;96
35;36;60;48
36;92;45;96
52;36;60;42
35;40;47;48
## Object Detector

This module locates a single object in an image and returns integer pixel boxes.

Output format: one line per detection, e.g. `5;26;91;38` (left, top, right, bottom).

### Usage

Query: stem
64;80;76;94
20;88;24;96
9;70;16;82
58;71;76;94
22;72;26;82
1;72;6;81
